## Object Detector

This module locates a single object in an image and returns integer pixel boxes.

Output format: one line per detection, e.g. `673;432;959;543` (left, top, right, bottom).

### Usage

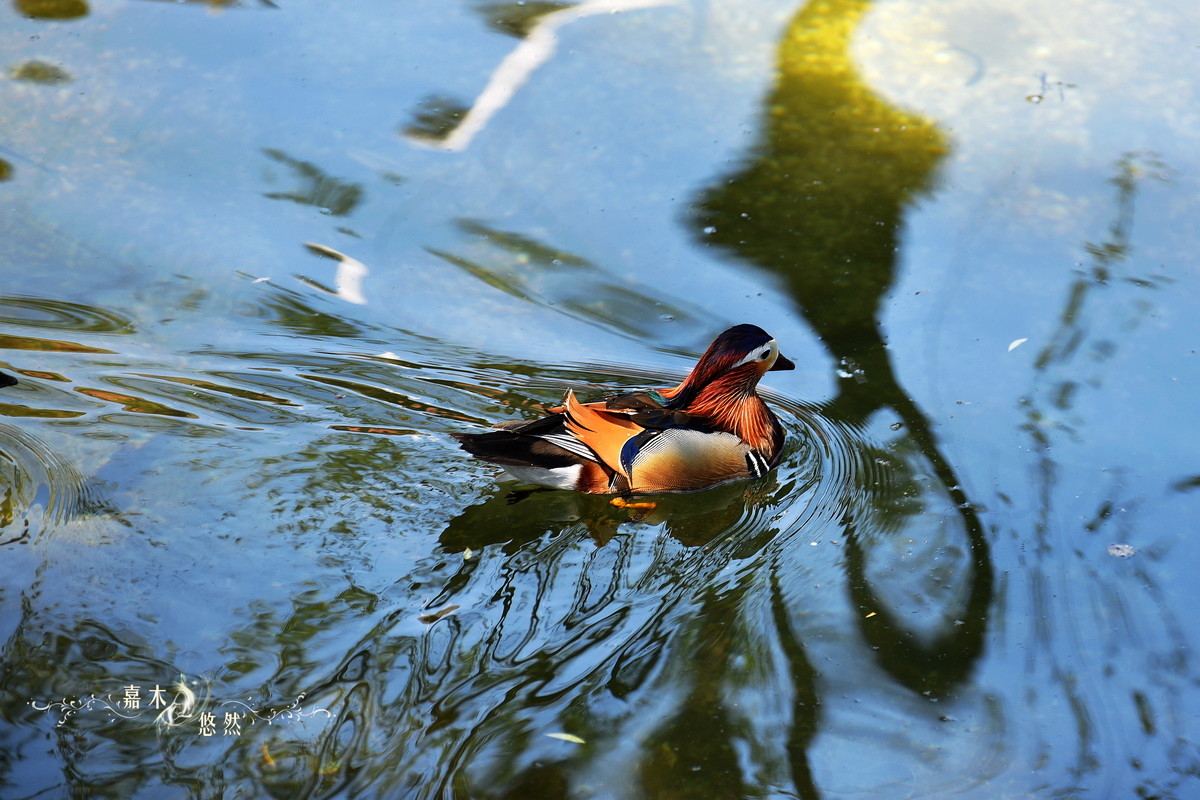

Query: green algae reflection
696;0;993;710
697;0;946;395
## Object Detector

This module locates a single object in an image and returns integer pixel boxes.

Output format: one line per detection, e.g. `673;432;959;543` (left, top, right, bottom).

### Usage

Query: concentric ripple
0;296;135;334
0;423;83;546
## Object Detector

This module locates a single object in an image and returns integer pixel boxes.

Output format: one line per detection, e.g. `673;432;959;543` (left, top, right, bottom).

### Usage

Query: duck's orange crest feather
561;390;640;479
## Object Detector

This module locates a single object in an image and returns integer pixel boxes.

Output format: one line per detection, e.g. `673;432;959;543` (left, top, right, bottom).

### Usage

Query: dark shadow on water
426;218;719;346
1002;151;1194;791
403;95;471;143
261;148;364;218
477;1;573;39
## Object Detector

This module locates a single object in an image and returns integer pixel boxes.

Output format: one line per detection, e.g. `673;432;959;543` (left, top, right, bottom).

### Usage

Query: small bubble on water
318;208;332;215
703;226;717;235
1026;94;1043;104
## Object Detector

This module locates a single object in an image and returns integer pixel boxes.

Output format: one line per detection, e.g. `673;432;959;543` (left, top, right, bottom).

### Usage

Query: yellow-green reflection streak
693;0;992;723
697;0;945;380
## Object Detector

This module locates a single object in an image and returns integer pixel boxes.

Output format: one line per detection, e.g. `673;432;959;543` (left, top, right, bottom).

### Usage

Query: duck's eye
735;343;776;368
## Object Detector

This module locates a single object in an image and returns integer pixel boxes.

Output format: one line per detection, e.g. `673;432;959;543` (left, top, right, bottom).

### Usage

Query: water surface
1;0;1198;798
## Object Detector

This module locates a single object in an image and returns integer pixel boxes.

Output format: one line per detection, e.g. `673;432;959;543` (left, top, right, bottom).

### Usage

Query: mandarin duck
453;324;794;494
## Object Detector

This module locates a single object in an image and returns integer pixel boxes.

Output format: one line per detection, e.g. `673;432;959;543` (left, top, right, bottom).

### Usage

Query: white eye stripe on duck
732;339;778;368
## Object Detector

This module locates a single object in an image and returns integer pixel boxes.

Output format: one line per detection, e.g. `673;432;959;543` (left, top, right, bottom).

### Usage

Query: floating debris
545;732;586;744
1008;338;1028;352
417;605;460;624
1107;543;1135;558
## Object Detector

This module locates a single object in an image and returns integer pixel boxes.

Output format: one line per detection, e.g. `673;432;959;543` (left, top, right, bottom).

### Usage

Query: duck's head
667;324;794;407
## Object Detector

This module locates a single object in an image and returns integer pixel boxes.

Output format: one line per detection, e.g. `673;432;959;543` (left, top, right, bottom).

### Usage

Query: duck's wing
560;389;645;480
603;390;668;411
621;427;767;493
603;390;700;430
564;390;769;493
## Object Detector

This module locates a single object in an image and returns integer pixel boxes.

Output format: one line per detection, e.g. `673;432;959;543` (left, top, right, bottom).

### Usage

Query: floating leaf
545;732;585;744
417;605;460;624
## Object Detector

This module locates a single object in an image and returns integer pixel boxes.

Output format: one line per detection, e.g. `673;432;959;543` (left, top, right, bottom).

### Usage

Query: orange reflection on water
0;333;114;354
74;387;197;418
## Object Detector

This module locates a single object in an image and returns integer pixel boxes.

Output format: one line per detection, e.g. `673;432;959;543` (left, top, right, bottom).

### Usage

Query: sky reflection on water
1;0;1199;798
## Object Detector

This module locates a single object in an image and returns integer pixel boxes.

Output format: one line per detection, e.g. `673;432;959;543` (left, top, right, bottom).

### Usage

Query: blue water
1;0;1198;797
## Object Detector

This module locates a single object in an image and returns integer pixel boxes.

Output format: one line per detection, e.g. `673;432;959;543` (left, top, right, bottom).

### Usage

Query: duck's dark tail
452;415;580;470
